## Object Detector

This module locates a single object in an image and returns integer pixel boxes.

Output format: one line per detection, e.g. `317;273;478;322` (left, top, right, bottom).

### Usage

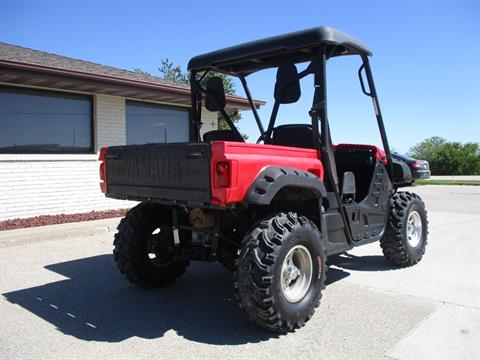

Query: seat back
271;124;314;149
203;130;240;142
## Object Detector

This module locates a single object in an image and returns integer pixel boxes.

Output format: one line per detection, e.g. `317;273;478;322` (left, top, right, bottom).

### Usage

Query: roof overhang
188;26;372;75
0;59;265;111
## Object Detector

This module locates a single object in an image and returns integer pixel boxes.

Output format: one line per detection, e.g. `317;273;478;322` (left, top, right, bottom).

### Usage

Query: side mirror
341;171;356;204
274;64;301;104
205;76;226;112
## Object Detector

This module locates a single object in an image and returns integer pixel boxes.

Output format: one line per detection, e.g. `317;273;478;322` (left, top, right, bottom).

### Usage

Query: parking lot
1;185;479;360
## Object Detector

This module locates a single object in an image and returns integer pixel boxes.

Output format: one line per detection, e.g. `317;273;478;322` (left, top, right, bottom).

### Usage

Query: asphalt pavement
0;185;479;360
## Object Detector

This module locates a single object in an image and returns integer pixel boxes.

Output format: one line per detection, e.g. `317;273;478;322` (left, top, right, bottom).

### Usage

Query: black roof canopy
188;26;372;75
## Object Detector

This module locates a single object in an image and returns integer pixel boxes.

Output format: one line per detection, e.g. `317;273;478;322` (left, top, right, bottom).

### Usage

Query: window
126;101;189;145
0;87;93;154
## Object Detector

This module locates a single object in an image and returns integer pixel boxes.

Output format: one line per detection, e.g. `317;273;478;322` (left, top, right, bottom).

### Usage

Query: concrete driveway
0;185;479;359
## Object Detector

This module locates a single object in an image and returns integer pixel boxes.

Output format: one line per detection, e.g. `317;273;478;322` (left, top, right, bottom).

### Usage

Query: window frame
0;85;94;155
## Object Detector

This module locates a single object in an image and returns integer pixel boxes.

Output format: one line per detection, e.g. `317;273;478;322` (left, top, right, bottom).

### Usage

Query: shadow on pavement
328;253;397;272
3;253;354;344
325;266;351;285
3;255;271;344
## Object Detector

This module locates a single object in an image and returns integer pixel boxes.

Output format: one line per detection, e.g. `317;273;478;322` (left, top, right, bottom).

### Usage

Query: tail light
99;147;108;193
412;162;423;169
215;161;230;188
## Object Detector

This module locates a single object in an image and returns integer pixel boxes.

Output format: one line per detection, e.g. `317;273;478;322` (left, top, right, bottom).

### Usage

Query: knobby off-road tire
381;192;428;266
234;212;326;333
113;203;188;287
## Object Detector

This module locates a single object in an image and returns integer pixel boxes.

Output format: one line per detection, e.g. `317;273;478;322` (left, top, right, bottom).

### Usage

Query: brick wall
0;154;133;221
95;94;126;149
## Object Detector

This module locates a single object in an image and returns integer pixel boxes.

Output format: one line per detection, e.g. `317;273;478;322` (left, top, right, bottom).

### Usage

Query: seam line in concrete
385;302;444;359
339;279;480;310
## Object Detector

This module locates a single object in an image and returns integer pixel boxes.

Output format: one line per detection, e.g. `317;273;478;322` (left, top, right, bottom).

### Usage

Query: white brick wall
95;94;126;149
0;154;134;221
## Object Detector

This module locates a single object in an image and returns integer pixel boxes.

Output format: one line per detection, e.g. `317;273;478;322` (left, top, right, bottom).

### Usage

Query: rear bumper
413;170;431;179
105;192;225;209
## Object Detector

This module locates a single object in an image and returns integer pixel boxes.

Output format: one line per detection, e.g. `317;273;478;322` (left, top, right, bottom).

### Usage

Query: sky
1;0;479;153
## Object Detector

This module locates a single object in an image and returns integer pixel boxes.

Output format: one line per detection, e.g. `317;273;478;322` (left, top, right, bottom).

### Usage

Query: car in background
392;152;431;181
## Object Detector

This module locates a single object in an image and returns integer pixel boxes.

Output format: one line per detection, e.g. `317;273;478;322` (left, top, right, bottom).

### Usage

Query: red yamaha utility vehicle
99;26;428;333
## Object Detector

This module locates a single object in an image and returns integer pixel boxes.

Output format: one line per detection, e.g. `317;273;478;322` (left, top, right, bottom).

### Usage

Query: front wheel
380;192;428;266
234;212;326;333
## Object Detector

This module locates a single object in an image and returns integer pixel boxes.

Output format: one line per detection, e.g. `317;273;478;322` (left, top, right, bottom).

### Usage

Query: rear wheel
380;192;428;266
113;203;188;287
234;212;326;333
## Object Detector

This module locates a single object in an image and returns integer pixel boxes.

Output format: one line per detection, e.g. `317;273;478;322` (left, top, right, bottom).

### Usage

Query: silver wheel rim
406;210;423;248
280;245;313;303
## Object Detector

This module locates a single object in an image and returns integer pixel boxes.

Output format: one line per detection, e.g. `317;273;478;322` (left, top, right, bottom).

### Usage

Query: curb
0;217;122;248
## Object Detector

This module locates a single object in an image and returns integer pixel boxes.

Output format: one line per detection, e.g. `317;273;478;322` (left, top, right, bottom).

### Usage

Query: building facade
0;42;262;221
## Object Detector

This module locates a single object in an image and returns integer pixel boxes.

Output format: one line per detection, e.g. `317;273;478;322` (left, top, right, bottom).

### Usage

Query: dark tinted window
0;87;92;153
126;101;189;145
392;152;416;162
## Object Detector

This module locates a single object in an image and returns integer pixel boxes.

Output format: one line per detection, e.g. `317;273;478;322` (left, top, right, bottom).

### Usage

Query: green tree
408;137;480;175
408;136;447;160
158;58;236;94
158;58;246;138
157;59;189;84
133;67;151;76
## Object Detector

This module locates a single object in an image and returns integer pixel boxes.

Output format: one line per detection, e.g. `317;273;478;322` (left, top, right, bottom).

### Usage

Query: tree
408;136;447;160
158;58;236;94
408;137;480;175
158;58;246;138
157;59;188;84
133;68;151;76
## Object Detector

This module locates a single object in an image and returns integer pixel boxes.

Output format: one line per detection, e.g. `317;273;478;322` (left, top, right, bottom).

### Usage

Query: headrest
271;124;314;149
203;130;240;142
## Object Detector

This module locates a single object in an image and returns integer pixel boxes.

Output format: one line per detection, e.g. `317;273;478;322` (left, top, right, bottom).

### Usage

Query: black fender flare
244;166;327;205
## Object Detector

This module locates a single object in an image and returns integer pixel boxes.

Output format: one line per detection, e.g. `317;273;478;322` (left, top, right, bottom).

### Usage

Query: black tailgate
105;142;211;203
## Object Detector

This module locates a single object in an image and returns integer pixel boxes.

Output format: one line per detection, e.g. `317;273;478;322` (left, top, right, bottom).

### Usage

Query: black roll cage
189;49;393;180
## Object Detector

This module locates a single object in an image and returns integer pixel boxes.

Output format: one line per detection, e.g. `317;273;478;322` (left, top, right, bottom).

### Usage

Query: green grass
414;179;480;186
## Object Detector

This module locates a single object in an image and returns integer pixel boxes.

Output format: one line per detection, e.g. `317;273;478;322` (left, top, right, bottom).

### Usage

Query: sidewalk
0;217;121;248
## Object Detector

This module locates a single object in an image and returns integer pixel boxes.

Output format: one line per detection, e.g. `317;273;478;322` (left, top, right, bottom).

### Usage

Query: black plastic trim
244;166;327;205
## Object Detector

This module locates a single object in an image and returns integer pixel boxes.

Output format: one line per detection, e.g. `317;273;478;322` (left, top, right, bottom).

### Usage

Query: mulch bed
0;209;129;231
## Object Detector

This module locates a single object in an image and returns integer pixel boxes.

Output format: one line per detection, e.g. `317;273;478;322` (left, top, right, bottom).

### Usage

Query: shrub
408;137;480;175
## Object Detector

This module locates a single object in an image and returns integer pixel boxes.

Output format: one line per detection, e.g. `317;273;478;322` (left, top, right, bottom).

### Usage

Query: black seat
203;130;241;142
270;124;315;149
